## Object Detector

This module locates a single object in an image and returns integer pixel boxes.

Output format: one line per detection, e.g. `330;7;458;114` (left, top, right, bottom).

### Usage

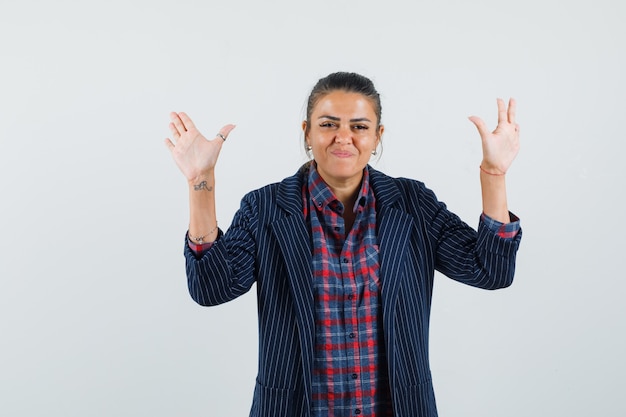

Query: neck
320;173;362;210
331;183;360;211
312;162;365;211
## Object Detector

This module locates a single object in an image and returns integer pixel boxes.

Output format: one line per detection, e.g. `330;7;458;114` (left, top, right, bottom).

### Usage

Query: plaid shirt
305;163;392;417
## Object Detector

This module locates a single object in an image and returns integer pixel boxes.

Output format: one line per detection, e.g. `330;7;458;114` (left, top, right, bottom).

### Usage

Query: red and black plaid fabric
481;212;520;239
305;163;393;417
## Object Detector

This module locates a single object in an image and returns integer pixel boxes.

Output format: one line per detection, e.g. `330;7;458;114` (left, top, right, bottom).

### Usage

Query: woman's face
303;90;383;189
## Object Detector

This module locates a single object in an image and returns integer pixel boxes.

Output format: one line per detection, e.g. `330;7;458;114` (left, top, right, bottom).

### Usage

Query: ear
377;124;385;146
302;120;310;144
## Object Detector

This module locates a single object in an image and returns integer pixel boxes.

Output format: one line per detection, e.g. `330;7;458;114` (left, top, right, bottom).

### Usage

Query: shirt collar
307;162;370;214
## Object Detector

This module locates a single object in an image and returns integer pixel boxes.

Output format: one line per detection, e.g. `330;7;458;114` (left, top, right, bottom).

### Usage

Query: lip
330;150;353;158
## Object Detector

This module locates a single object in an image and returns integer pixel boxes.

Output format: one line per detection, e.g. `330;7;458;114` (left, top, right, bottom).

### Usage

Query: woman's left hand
469;98;520;175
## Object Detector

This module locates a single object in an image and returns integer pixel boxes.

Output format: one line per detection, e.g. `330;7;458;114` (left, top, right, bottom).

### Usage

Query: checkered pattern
306;164;393;417
481;212;520;239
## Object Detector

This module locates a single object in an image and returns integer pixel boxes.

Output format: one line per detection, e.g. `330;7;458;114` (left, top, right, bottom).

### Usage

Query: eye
320;121;336;128
353;124;369;130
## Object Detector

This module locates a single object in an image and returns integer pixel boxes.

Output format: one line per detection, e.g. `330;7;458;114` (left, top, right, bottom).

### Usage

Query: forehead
311;91;377;118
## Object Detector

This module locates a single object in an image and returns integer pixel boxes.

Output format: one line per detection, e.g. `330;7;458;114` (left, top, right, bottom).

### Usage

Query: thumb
468;116;488;138
210;124;236;155
216;124;236;141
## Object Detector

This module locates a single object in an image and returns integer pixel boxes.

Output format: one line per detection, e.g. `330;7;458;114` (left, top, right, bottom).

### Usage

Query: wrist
189;222;219;244
479;163;506;176
188;170;215;188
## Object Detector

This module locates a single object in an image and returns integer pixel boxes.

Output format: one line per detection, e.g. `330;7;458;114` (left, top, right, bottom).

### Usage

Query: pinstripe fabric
184;164;522;417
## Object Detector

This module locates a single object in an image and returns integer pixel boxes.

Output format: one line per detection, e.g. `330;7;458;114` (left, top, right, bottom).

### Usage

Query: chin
326;166;362;181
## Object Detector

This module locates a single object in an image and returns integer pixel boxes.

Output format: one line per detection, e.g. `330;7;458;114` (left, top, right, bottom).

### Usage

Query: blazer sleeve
415;181;522;289
184;191;260;306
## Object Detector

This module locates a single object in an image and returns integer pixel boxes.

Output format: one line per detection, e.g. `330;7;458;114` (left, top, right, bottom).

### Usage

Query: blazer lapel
269;168;314;411
370;167;413;308
377;207;413;311
269;215;314;345
370;167;414;390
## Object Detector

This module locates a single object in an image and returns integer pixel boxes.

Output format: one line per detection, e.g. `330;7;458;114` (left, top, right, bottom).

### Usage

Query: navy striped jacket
184;165;522;417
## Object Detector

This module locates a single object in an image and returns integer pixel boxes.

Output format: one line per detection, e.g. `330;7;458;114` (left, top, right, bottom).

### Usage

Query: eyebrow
317;115;372;123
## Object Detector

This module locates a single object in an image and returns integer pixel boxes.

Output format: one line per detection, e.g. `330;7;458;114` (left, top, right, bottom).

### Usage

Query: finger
468;116;488;138
164;138;175;151
178;112;196;131
168;122;181;139
496;98;507;125
215;124;236;141
169;112;187;135
508;98;517;124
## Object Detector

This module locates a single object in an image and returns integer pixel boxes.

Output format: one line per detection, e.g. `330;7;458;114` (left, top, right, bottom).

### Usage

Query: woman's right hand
164;112;235;183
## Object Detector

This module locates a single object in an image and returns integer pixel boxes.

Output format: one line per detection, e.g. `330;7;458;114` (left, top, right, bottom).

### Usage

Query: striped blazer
184;165;522;417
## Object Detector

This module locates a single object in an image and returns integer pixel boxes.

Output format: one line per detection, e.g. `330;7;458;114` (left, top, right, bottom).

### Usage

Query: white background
1;0;624;416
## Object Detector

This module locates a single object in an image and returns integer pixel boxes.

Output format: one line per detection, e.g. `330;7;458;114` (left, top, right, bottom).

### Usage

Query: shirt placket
341;206;367;416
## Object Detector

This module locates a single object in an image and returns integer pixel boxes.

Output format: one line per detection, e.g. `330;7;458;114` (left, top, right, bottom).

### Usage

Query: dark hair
304;72;382;141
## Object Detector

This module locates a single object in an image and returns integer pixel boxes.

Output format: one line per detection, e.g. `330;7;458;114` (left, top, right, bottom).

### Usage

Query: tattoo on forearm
194;181;213;192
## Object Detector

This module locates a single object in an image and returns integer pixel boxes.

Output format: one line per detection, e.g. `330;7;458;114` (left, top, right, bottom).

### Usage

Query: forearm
188;170;219;243
185;192;259;306
480;169;510;223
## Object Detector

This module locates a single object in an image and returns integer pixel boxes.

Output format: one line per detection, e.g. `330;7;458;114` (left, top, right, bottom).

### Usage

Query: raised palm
165;112;235;182
469;98;520;175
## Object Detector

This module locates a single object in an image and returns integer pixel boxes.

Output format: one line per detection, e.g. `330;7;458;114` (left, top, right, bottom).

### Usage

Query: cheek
357;135;378;150
311;133;333;146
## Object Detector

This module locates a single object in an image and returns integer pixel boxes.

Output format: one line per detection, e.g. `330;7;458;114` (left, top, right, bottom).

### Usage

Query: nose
335;125;352;145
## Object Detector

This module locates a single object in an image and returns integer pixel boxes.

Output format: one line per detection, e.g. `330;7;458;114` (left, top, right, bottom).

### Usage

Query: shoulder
239;164;306;212
369;166;448;224
369;166;434;204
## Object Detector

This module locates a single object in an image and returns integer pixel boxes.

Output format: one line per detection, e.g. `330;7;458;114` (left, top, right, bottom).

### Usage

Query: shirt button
347;295;354;300
342;258;349;263
352;373;358;379
355;409;361;415
349;333;355;338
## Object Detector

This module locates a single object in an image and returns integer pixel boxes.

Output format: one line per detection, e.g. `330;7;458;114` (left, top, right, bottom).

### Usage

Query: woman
165;72;521;417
